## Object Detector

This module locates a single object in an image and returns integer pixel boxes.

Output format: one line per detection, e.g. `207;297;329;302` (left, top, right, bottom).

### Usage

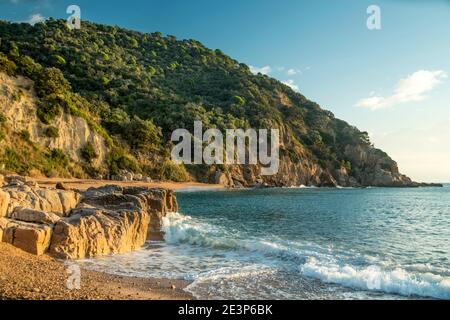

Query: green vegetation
44;126;59;138
80;142;98;163
0;19;376;181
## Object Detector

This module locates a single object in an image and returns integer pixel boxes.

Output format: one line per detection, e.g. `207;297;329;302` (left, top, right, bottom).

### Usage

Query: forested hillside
0;19;415;187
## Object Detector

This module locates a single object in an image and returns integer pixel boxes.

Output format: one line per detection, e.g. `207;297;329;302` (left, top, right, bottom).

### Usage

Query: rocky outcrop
49;207;150;259
214;145;439;188
1;219;52;255
0;179;178;259
0;72;107;167
11;207;61;224
3;182;80;217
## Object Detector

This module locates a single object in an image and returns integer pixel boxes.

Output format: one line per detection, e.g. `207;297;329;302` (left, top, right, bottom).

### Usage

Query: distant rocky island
0;19;440;188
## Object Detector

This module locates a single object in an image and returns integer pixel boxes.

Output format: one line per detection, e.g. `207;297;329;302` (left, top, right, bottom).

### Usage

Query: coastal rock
49;208;150;259
344;145;413;187
215;171;232;186
11;207;61;225
55;182;69;190
4;184;80;217
0;183;178;259
0;190;10;217
1;219;52;256
48;186;178;259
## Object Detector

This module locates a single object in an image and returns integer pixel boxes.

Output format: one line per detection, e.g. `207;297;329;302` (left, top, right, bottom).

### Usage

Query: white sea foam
301;257;450;299
162;212;450;299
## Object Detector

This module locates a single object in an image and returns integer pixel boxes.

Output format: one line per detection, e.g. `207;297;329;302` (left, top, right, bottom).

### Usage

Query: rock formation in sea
0;176;177;259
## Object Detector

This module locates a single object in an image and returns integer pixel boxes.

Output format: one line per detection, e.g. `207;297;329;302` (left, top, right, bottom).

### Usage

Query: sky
1;0;449;182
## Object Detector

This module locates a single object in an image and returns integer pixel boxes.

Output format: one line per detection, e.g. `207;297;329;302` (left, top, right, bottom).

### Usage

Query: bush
36;97;62;124
159;160;190;182
124;116;161;151
51;55;66;66
47;148;69;167
106;148;140;175
80;142;98;163
19;130;31;142
35;67;70;97
1;148;30;175
0;53;17;76
45;126;59;138
0;113;7;124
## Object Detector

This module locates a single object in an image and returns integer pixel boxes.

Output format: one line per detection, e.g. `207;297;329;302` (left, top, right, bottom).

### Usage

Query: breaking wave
162;212;450;299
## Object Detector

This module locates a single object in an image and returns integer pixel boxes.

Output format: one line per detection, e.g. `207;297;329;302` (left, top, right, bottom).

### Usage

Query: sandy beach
0;242;193;300
30;177;224;192
0;178;223;300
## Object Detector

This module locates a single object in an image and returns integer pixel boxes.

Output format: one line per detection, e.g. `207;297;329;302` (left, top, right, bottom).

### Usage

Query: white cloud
287;68;301;76
282;79;299;92
25;13;46;25
249;65;272;75
356;70;447;110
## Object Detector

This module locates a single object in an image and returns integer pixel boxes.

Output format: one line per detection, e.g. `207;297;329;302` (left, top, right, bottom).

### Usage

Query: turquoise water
79;186;450;300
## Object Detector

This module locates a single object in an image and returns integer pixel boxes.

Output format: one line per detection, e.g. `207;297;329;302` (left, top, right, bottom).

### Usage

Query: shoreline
30;177;225;192
0;242;193;300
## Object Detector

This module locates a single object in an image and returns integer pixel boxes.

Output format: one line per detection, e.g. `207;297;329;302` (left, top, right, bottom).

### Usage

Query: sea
78;185;450;300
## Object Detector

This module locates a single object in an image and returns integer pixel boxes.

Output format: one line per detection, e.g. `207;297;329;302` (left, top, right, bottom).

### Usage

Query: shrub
2;148;30;175
19;130;31;142
36;97;61;124
159;160;190;182
80;142;98;163
51;55;66;66
45;126;59;138
0;52;17;76
35;67;70;97
0;113;7;124
124;116;162;151
47;148;69;167
106;148;140;175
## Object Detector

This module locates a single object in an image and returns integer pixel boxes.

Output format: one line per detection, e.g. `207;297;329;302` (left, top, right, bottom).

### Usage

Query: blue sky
1;0;449;182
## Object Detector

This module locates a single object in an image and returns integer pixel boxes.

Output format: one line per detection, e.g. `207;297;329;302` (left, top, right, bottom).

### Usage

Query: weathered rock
11;207;61;225
215;171;231;186
4;185;80;217
25;180;39;188
0;184;178;259
49;208;150;259
0;190;10;217
0;218;7;241
1;219;52;255
55;182;69;190
57;190;80;215
5;175;27;185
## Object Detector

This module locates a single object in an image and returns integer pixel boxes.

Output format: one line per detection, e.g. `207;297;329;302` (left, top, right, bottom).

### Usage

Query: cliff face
0;72;107;169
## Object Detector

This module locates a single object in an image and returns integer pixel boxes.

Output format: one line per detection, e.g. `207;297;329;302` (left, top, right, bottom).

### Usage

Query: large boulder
82;186;178;241
49;208;150;259
3;184;80;217
11;207;61;225
1;219;52;255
